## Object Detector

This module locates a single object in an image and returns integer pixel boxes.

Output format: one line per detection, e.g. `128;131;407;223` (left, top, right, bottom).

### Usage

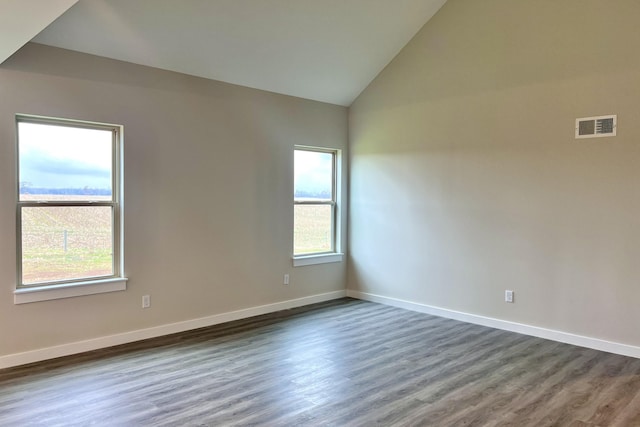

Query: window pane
21;206;114;285
294;205;332;255
18;122;113;201
294;150;333;201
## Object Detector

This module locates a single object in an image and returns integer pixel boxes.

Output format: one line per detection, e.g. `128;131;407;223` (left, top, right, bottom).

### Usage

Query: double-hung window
15;115;125;303
293;147;342;265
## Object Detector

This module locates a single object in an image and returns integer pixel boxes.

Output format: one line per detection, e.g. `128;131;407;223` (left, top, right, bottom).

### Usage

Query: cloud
20;152;111;189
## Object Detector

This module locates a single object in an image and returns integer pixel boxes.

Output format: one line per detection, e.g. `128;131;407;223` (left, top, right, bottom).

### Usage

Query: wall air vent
575;115;617;139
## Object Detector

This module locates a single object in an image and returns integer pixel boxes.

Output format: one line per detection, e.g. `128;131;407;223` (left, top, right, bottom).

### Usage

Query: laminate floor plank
1;298;640;426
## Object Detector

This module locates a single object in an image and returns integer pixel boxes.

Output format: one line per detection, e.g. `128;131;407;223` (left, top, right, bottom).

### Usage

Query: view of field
294;205;332;255
20;195;113;285
18;121;116;284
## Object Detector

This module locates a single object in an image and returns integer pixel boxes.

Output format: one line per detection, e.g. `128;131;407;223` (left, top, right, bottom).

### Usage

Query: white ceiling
5;0;447;106
0;0;78;63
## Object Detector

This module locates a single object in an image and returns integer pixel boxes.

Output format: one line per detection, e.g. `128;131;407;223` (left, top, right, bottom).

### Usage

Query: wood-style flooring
1;298;640;426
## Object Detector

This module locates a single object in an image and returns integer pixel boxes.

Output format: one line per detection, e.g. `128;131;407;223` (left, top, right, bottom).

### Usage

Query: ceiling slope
30;0;447;106
0;0;79;64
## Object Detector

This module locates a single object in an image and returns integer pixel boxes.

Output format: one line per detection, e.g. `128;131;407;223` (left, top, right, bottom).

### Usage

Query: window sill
293;253;344;267
14;277;128;304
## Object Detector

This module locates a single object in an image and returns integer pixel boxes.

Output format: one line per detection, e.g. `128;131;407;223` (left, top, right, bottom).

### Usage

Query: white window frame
293;146;343;267
14;115;127;304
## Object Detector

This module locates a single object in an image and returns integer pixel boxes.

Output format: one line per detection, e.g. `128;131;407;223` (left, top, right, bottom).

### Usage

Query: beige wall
349;0;640;346
0;43;347;357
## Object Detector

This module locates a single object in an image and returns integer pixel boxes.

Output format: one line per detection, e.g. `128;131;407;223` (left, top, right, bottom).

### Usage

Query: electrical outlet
505;290;514;303
284;274;290;285
142;294;151;308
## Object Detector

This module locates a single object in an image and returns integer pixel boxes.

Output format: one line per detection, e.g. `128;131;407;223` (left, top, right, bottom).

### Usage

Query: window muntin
17;116;123;288
294;148;337;256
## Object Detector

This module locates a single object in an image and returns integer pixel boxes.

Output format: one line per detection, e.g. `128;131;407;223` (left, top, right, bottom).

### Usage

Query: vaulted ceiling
2;0;447;106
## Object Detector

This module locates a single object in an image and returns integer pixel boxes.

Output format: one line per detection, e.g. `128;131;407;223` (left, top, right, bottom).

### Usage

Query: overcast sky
294;150;332;198
19;122;112;191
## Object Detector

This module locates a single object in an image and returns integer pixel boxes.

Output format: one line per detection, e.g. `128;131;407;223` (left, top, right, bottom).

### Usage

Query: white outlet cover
505;290;514;303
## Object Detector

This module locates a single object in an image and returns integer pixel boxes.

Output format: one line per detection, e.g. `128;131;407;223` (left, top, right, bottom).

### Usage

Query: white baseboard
347;289;640;359
0;290;346;370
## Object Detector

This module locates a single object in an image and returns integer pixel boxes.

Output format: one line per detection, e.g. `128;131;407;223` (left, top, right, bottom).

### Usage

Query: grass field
20;197;331;285
294;205;333;255
20;196;113;285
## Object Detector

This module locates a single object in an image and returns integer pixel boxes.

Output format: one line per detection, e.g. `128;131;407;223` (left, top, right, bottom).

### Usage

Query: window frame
14;114;126;302
293;146;342;265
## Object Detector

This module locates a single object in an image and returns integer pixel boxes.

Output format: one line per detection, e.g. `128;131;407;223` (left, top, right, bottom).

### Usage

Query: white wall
349;0;640;348
0;43;348;362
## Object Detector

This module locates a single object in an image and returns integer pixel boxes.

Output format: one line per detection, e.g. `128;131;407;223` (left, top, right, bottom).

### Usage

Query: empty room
2;0;640;425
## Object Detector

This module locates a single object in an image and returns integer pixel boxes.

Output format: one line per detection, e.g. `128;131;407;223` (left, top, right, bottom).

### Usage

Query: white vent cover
575;115;617;139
